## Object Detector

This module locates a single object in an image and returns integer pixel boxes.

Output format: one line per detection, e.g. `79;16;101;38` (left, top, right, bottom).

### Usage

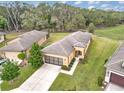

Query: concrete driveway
18;64;61;91
105;83;124;91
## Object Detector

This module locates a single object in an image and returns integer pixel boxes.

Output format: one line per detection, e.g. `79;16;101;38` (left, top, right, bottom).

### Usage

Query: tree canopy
0;16;7;29
28;43;43;68
88;23;95;33
0;2;124;32
1;61;20;81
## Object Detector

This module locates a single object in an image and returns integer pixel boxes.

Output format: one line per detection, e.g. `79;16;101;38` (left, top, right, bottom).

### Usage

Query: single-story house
105;42;124;87
42;31;92;67
0;30;48;64
0;32;6;43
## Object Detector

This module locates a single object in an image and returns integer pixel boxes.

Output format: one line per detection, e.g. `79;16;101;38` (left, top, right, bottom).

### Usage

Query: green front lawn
0;32;69;91
95;24;124;40
49;36;119;91
1;65;37;91
0;27;122;91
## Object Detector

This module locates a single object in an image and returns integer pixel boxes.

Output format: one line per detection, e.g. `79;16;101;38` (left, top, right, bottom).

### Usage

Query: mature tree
88;23;95;33
1;61;20;81
0;16;7;30
1;2;124;31
28;43;43;68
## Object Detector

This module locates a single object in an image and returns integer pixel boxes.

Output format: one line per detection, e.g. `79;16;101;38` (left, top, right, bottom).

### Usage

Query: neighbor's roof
105;42;124;75
0;32;6;35
0;30;48;52
42;31;92;57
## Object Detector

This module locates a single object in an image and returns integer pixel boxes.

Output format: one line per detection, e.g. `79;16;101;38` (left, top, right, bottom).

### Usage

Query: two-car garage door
110;73;124;87
44;55;63;66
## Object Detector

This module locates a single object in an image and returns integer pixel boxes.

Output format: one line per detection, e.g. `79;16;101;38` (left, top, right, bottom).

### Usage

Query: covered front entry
75;50;82;57
44;55;63;66
110;73;124;87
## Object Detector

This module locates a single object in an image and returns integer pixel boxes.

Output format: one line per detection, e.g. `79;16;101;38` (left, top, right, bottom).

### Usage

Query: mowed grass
6;32;25;41
1;65;37;91
0;32;69;91
0;29;121;91
95;24;124;40
43;32;69;47
49;36;119;91
0;32;24;48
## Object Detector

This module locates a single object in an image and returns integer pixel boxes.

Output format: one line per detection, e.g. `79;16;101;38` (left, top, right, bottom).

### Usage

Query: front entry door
75;51;82;57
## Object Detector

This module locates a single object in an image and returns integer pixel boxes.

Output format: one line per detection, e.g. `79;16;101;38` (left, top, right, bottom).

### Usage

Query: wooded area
0;1;124;32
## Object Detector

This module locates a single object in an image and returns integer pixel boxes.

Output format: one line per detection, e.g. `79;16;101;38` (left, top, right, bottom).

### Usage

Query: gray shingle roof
105;42;124;75
42;31;92;57
0;30;48;52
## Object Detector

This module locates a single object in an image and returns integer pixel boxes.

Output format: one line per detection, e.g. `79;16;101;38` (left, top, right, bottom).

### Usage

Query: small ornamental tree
88;23;95;34
17;52;26;60
1;61;20;81
28;43;43;68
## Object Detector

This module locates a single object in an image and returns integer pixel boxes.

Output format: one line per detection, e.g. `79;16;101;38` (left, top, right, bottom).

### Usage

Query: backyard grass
0;32;24;48
49;36;119;91
6;32;24;40
95;24;124;40
43;32;69;47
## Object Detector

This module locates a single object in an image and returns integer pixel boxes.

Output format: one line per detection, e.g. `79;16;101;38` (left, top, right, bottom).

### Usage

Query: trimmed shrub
79;58;83;63
61;65;70;71
72;58;75;62
17;52;26;60
98;76;104;86
104;58;108;64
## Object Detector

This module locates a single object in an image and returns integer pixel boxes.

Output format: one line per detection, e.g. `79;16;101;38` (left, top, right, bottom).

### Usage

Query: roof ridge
58;42;68;56
107;59;124;67
16;40;25;50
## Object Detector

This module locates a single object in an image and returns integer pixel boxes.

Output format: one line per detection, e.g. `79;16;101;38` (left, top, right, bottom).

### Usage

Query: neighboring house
0;32;6;43
0;30;48;64
105;42;124;87
42;31;92;67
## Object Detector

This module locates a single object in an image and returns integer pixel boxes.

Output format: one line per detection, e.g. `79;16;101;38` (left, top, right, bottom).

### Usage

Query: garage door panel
44;56;63;66
110;73;124;87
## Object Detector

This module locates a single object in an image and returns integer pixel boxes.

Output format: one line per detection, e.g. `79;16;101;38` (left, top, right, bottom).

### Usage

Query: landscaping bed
0;32;69;90
49;36;119;91
61;58;76;71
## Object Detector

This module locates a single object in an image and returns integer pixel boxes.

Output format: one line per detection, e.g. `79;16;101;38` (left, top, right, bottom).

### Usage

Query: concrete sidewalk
17;64;61;91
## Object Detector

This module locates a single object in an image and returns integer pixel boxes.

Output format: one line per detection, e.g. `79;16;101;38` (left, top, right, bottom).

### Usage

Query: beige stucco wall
68;50;75;64
43;39;91;67
43;50;75;67
74;47;85;58
0;35;5;43
5;52;22;64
